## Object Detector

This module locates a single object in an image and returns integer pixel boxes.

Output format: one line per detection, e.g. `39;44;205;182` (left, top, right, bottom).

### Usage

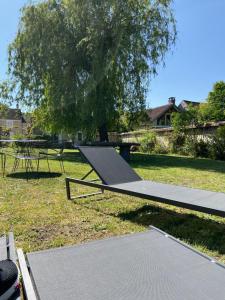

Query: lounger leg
72;190;104;200
66;178;71;200
66;178;104;200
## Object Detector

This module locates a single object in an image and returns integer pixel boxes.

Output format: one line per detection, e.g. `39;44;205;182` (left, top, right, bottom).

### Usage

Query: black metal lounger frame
65;146;225;217
66;176;225;217
66;167;104;199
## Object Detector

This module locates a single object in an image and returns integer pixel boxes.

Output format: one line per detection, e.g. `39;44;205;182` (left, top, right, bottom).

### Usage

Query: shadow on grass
117;204;225;256
6;171;62;180
71;190;225;256
130;152;225;174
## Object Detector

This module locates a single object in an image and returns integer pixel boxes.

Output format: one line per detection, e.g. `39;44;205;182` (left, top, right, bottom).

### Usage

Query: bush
210;126;225;160
140;132;169;154
169;133;186;154
194;139;210;158
183;136;209;158
154;143;169;154
140;132;157;153
169;132;210;158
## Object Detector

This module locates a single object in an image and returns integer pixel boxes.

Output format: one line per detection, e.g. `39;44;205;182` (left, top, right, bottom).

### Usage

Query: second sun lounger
18;226;225;300
66;146;225;217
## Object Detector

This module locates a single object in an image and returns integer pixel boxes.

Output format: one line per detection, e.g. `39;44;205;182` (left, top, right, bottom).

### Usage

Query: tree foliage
3;0;176;140
0;103;10;118
171;105;199;133
206;81;225;121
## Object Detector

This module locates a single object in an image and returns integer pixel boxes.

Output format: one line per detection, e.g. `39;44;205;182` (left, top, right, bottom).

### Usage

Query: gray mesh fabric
27;228;225;300
79;147;141;185
111;180;225;217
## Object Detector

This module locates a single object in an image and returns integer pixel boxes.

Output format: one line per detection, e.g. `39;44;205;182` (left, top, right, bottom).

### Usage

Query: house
178;100;200;111
0;108;26;137
145;97;180;128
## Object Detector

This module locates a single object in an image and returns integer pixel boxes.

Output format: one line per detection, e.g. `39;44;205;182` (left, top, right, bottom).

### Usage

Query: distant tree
207;81;225;121
198;102;213;123
2;0;176;141
171;105;199;133
199;81;225;122
0;103;10;118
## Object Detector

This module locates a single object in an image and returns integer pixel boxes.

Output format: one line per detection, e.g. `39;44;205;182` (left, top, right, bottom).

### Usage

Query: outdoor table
0;139;46;143
76;142;140;161
0;139;46;176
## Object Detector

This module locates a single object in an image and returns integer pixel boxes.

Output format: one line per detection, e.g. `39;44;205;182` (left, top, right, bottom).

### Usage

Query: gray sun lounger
17;226;225;300
66;146;225;217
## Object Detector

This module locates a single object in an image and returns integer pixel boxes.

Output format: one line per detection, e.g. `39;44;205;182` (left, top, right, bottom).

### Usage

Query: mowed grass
1;150;225;263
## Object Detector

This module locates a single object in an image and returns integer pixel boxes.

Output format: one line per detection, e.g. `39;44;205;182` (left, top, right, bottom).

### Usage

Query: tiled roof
146;104;178;122
180;100;200;106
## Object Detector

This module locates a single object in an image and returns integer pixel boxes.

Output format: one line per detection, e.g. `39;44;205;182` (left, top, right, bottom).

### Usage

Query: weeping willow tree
4;0;176;141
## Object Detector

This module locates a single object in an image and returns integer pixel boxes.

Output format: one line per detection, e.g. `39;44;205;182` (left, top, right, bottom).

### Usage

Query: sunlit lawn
1;150;225;263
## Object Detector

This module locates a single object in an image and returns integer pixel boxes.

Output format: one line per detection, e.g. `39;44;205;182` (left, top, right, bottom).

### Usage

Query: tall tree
197;81;225;123
207;81;225;121
4;0;176;141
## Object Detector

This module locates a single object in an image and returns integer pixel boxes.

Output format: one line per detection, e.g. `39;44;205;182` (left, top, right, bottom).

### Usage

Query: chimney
168;97;175;105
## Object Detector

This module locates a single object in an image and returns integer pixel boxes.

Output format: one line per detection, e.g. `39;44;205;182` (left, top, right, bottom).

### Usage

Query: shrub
183;136;209;158
169;133;186;154
210;126;225;160
154;143;169;154
140;132;157;153
194;139;210;158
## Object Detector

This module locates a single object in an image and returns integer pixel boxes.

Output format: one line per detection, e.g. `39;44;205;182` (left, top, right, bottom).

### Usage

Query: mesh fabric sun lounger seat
18;226;225;300
66;146;225;217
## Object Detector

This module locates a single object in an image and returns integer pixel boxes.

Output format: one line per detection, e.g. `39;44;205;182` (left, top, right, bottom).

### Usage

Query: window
165;114;171;126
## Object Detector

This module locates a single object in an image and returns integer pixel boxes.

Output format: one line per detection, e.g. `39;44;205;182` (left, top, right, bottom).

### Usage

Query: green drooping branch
3;0;176;140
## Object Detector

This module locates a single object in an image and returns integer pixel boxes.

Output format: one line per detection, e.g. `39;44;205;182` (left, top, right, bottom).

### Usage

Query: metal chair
39;143;65;173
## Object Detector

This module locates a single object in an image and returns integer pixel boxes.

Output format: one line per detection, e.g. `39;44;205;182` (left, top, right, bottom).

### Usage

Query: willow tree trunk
98;123;109;142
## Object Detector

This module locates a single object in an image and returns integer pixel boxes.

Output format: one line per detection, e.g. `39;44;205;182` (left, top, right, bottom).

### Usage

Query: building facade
0;108;26;137
145;97;180;128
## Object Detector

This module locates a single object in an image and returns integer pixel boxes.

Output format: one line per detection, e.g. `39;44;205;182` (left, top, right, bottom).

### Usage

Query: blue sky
0;0;225;108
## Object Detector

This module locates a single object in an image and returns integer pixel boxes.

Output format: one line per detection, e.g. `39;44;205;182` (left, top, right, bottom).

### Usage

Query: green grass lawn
1;150;225;263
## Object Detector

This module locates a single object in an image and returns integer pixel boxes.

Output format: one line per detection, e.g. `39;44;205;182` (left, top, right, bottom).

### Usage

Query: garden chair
39;143;65;173
66;147;225;217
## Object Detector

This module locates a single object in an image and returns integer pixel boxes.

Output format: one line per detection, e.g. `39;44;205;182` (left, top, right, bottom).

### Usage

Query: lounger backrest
79;147;142;185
